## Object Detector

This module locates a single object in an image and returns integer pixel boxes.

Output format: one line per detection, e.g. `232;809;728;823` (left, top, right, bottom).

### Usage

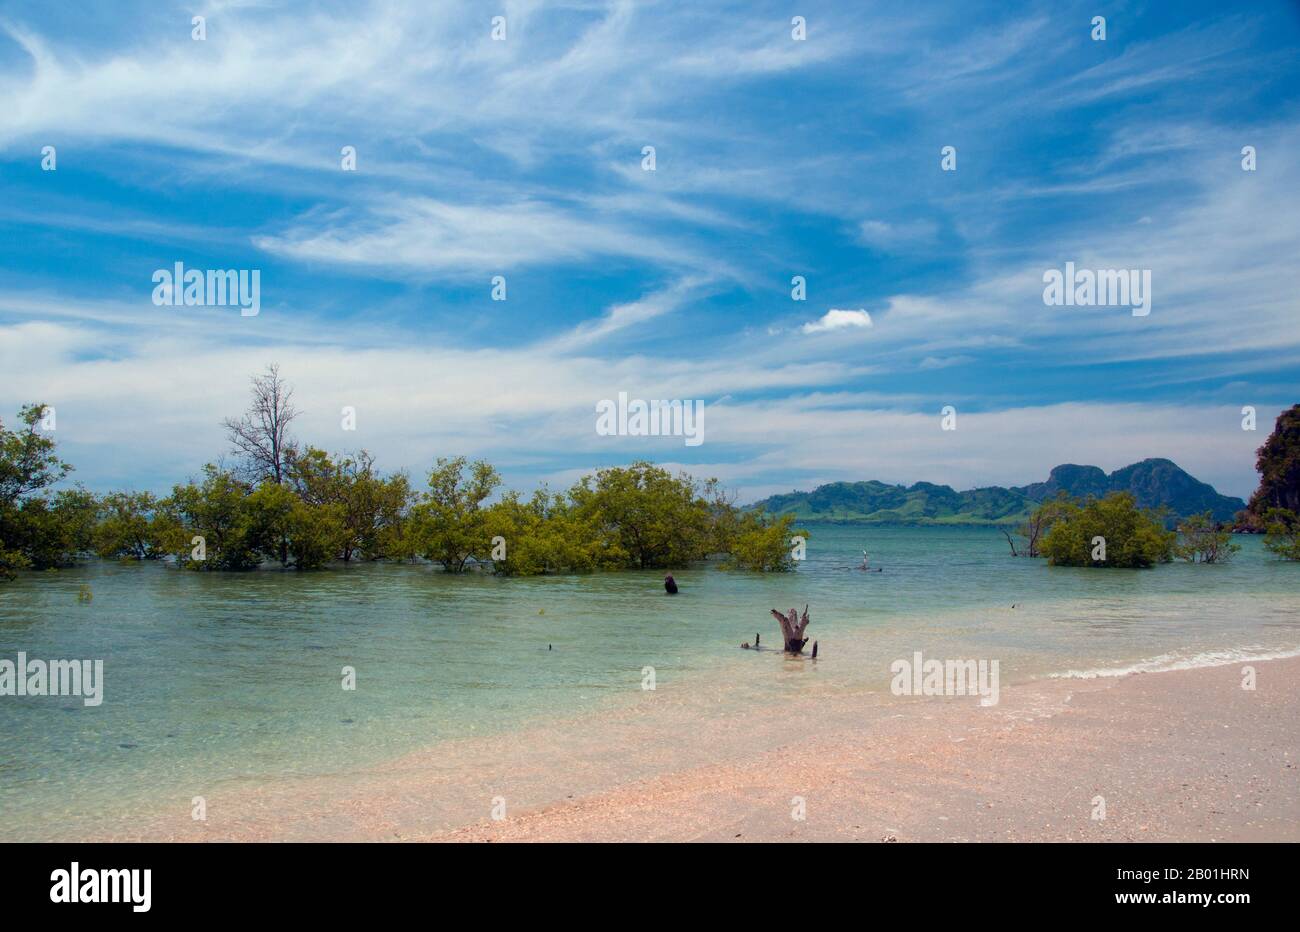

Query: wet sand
103;656;1299;842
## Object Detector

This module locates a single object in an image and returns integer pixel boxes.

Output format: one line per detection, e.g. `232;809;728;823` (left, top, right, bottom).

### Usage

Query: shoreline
426;656;1300;842
10;547;1298;845
83;655;1299;843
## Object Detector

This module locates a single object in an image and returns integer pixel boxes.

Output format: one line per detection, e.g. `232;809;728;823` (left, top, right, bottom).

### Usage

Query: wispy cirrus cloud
542;276;715;351
253;197;713;278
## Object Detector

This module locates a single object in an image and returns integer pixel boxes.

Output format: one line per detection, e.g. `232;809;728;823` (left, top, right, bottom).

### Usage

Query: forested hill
750;459;1245;525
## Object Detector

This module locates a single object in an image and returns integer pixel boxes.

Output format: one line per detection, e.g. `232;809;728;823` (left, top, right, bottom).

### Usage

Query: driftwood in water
770;605;812;654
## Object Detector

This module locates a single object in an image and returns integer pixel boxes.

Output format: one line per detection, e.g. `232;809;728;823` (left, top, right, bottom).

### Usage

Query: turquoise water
2;524;1297;840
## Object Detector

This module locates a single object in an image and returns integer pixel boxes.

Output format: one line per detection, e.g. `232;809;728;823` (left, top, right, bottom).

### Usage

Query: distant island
749;458;1245;526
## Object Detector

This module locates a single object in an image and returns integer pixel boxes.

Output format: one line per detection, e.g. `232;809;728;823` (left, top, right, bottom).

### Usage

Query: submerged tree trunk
769;606;812;653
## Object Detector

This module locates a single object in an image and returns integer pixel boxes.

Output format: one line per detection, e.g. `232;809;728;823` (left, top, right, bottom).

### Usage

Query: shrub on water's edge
1173;511;1240;564
1262;508;1300;561
1039;492;1175;568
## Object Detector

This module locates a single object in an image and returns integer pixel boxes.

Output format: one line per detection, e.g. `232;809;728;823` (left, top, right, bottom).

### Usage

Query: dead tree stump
769;606;812;654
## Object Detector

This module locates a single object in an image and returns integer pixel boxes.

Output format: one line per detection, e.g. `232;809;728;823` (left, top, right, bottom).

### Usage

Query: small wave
1049;646;1300;680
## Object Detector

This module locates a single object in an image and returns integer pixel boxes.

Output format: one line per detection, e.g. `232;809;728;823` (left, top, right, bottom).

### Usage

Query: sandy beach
98;655;1299;843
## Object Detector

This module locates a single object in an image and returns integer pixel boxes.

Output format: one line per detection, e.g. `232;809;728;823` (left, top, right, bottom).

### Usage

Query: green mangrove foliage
0;394;801;577
1036;492;1175;568
0;403;92;579
726;509;804;571
397;459;802;575
1172;511;1240;564
1261;508;1300;561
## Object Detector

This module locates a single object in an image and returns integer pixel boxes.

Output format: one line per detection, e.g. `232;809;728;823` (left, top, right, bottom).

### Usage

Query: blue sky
1;0;1297;501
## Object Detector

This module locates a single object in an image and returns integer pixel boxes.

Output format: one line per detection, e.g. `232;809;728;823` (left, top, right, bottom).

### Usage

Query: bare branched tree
1006;494;1071;558
223;364;300;485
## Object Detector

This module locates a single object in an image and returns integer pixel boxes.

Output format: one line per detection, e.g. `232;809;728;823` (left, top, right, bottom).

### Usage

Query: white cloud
801;309;873;334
